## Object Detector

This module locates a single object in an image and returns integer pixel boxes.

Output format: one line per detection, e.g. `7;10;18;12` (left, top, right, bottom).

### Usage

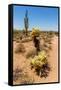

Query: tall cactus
24;10;29;36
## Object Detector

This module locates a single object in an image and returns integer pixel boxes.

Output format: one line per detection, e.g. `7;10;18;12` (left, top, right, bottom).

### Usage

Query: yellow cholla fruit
31;28;40;37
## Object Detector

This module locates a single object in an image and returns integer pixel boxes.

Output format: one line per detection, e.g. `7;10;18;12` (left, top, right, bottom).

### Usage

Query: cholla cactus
31;28;40;53
31;50;50;77
31;50;47;68
31;28;40;37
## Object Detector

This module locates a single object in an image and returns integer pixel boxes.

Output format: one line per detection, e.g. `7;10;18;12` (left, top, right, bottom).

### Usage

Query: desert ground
13;32;58;85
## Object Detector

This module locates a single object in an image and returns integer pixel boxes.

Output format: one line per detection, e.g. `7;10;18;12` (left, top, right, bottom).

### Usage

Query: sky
13;5;59;31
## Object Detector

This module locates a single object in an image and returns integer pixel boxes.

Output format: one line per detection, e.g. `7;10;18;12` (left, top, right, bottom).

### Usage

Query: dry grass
21;37;32;43
13;67;34;84
15;43;26;53
26;48;37;58
13;68;23;81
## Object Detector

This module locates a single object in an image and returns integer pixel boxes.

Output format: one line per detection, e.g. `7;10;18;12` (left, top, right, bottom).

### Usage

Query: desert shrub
15;43;26;53
13;68;34;84
19;35;22;40
54;32;58;36
21;37;32;43
13;30;24;42
42;32;53;43
42;42;52;53
31;50;50;78
44;43;51;48
13;68;23;81
26;49;37;58
42;47;49;53
43;37;52;49
20;73;34;84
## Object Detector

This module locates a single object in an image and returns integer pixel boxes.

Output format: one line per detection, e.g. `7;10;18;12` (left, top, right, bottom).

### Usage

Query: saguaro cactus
24;10;29;36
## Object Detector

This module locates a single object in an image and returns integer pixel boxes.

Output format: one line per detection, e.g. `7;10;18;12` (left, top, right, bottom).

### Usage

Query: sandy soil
13;35;58;85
